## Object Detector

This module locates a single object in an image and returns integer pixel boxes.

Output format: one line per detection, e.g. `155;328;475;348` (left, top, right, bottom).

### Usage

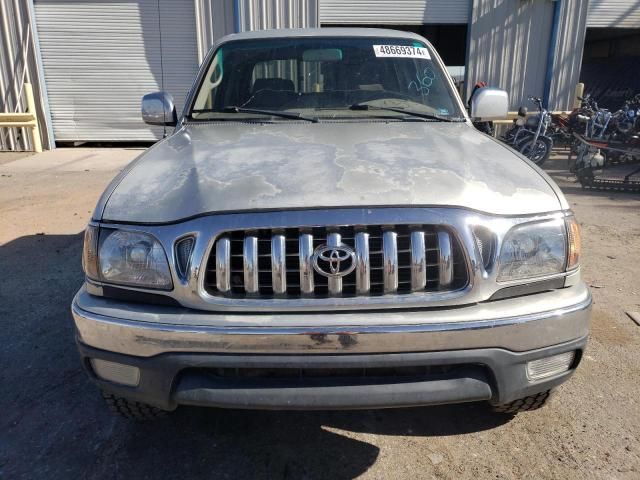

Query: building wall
548;0;589;111
319;0;471;24
465;0;553;110
588;0;640;28
195;0;319;62
0;0;51;150
465;0;588;112
3;0;602;149
195;0;235;63
237;0;319;31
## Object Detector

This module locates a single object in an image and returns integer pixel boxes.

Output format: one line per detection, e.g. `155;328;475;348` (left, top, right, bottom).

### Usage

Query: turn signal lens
566;216;581;270
82;225;99;280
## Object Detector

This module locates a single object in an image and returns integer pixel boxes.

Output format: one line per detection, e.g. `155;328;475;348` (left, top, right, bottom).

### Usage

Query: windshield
189;36;465;121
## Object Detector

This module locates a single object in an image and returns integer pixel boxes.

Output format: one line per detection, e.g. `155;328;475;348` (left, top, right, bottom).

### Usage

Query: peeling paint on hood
100;121;563;224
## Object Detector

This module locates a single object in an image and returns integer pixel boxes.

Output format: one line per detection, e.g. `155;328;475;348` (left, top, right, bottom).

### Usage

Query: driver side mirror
470;88;509;121
141;91;177;126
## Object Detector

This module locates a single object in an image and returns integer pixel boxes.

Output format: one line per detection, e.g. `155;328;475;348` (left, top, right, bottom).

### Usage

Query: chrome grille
204;225;467;298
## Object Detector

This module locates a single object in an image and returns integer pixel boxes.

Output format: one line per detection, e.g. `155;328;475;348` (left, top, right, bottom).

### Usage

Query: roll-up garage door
319;0;471;25
34;0;199;142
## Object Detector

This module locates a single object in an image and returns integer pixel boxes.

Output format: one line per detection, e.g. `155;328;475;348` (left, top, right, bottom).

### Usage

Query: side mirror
470;88;509;121
141;91;177;126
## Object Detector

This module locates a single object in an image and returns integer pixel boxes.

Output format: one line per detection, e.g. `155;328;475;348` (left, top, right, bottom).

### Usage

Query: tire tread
492;390;551;414
102;392;168;421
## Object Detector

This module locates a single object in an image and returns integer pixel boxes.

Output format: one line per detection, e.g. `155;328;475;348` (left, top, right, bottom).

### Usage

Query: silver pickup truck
72;28;591;420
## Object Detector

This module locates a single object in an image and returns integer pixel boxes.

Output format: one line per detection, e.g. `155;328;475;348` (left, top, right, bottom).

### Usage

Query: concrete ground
1;148;639;479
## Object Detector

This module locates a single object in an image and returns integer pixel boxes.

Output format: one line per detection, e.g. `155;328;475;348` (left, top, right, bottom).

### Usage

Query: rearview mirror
470;88;509;121
141;91;177;126
302;48;343;62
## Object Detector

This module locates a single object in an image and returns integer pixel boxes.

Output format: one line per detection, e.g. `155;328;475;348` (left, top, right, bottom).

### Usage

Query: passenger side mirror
141;91;177;126
470;88;509;121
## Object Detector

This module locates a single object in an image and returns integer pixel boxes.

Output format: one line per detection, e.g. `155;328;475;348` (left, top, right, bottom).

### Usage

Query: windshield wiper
191;106;318;123
348;104;460;122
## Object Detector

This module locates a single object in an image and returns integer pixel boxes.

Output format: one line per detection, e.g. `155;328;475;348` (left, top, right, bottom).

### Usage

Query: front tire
102;391;169;421
519;136;553;166
492;390;552;414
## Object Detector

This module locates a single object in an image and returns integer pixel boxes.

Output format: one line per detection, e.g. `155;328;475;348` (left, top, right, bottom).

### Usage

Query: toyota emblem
312;244;356;278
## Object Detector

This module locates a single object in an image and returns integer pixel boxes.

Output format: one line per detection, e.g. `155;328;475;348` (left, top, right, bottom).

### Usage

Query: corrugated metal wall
320;0;471;24
158;1;201;116
195;0;235;62
194;0;319;63
548;0;589;111
0;0;51;150
34;0;198;142
587;0;640;28
465;0;553;110
237;0;319;31
466;0;588;112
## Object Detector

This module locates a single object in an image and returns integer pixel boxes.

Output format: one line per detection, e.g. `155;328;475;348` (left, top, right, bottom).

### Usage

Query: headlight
497;218;566;282
82;227;172;290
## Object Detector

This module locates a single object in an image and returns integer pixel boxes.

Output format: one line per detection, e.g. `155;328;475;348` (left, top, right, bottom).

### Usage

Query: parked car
72;28;591;419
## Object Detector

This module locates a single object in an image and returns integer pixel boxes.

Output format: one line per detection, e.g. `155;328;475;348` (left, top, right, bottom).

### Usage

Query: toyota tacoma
72;28;591;419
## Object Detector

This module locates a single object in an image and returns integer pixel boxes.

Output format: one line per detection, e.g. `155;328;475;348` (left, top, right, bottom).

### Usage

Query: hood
99;121;564;223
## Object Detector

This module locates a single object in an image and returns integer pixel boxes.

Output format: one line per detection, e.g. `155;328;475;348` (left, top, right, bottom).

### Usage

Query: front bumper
72;283;591;410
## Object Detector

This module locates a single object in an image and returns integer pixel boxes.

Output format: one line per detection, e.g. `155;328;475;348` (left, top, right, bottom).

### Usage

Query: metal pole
27;0;55;149
575;83;584;109
24;83;42;152
0;0;17;150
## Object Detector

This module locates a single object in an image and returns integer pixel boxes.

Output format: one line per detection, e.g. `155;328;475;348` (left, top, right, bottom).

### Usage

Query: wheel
492;390;552;414
518;136;553;166
102;391;169;421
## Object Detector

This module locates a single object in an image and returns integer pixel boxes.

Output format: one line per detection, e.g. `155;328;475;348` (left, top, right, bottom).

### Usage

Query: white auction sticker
373;45;431;59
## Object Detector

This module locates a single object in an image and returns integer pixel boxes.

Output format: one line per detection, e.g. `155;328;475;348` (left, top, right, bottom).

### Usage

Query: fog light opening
526;351;575;381
90;359;140;387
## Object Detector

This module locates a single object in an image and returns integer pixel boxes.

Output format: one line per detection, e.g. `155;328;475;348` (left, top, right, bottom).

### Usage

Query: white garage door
34;0;199;141
320;0;471;25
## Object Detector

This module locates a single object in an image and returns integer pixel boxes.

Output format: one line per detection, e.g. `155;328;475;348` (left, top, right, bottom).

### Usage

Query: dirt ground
1;148;639;480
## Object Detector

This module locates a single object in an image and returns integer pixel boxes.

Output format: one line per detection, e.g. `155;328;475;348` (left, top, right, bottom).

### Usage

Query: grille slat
243;236;259;294
382;231;398;293
215;237;231;293
204;225;467;299
437;231;454;288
